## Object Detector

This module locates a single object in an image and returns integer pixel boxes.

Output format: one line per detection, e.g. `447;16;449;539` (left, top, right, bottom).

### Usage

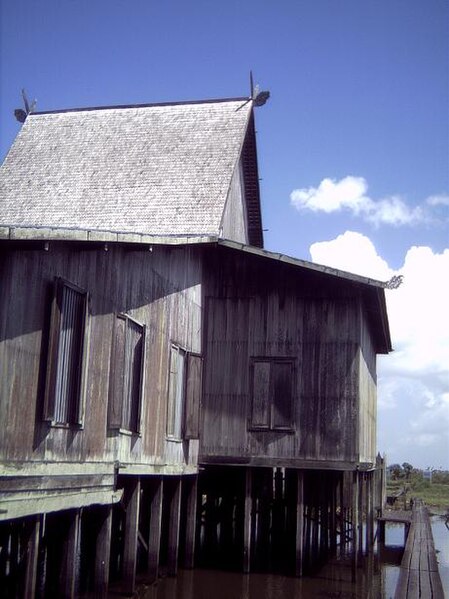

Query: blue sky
1;0;448;468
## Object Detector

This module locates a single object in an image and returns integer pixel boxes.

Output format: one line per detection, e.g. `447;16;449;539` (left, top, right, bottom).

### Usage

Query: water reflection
144;554;385;599
431;515;449;597
140;518;448;599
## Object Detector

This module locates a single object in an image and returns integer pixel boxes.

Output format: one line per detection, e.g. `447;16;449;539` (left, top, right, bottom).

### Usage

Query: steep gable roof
0;98;263;244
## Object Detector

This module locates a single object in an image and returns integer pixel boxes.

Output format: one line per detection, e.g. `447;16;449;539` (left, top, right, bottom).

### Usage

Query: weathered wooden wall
0;241;202;480
200;247;379;467
358;308;377;463
220;160;248;244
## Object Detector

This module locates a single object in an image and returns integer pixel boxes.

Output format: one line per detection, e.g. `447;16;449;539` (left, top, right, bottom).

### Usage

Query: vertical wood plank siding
201;247;376;465
0;243;201;469
220;159;248;244
358;307;377;463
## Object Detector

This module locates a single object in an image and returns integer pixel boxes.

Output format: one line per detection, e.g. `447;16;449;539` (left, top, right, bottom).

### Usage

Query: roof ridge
31;96;251;116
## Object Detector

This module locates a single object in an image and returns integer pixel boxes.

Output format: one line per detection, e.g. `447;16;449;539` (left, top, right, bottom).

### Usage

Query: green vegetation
386;464;449;513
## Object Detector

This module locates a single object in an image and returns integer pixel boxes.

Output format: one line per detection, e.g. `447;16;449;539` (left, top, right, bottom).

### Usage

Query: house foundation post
94;505;112;598
366;472;374;553
122;476;141;595
339;474;345;556
167;477;182;576
243;467;253;573
358;473;364;557
184;475;198;569
352;470;360;582
295;469;304;577
23;515;41;599
61;509;81;599
148;477;164;581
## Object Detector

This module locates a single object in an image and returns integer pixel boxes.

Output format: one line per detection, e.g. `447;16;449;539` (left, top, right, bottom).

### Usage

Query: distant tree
402;462;413;481
389;464;402;480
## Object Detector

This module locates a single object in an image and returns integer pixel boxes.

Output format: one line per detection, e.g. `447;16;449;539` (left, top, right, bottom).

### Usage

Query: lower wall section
0;473;198;598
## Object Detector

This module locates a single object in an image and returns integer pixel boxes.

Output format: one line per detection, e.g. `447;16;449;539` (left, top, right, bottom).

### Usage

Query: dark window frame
249;357;296;432
43;277;90;426
108;313;146;435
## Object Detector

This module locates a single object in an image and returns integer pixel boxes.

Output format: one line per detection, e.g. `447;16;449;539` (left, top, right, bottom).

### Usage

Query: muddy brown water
137;517;448;599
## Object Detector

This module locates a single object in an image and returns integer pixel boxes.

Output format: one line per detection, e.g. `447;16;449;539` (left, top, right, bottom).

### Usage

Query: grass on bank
386;471;449;513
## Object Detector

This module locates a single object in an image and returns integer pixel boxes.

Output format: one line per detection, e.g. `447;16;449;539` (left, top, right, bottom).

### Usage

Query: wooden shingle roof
0;98;262;242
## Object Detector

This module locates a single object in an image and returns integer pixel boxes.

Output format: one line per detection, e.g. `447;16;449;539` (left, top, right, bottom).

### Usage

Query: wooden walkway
394;500;444;598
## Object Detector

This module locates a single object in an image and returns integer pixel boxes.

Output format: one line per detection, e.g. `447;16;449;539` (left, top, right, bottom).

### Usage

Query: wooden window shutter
43;278;63;421
108;315;126;429
43;278;88;424
251;360;270;428
108;316;145;433
166;344;186;439
174;349;186;439
136;324;146;434
166;345;178;437
271;361;294;429
184;352;202;439
73;290;89;425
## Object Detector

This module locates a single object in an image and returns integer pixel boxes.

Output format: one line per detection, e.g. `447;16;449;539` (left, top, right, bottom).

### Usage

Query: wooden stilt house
0;95;391;596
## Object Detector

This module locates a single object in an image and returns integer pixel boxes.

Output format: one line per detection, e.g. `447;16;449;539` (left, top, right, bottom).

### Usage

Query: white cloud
291;176;370;214
308;231;449;468
291;176;429;226
426;194;449;207
310;231;392;280
384;246;449;376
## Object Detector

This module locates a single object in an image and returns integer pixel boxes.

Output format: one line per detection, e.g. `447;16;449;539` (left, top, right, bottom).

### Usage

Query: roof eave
216;238;389;288
0;225;219;246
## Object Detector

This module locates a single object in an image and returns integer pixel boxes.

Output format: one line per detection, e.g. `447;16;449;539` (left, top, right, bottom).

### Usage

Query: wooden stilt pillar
23;515;41;599
123;477;141;595
243;467;252;573
358;473;364;557
311;485;319;566
352;470;359;582
61;509;81;599
271;468;284;569
328;475;335;555
320;474;329;557
295;470;304;577
366;473;374;553
167;477;182;576
339;474;345;556
184;475;198;569
148;477;164;581
304;504;311;572
94;505;112;598
10;523;19;584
